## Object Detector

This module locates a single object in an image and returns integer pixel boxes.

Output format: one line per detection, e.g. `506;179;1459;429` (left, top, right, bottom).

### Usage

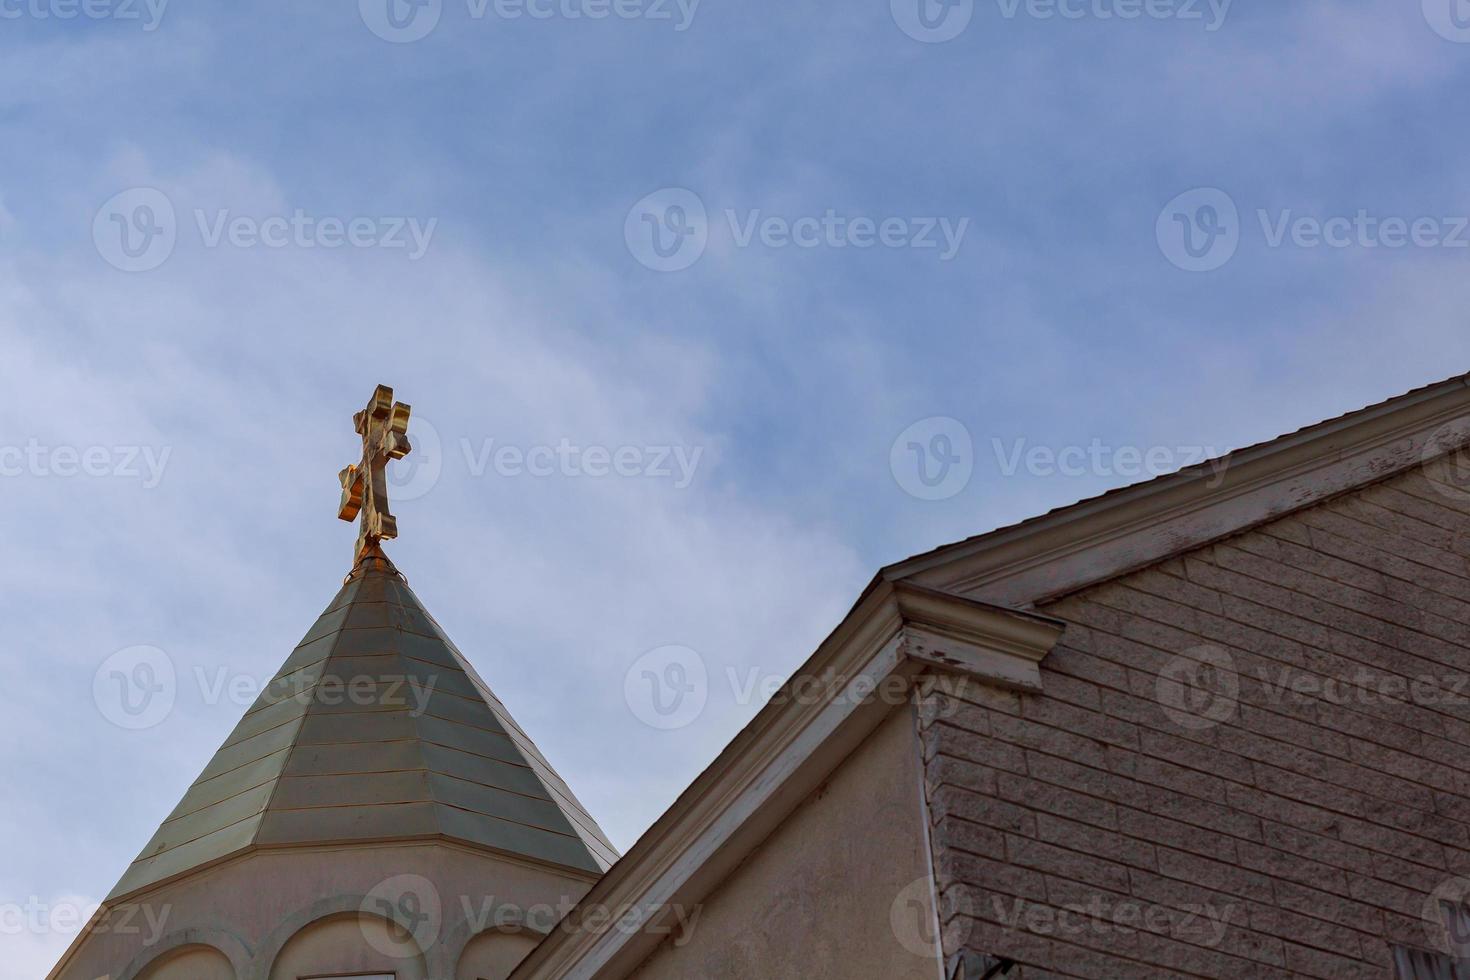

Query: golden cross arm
338;384;413;563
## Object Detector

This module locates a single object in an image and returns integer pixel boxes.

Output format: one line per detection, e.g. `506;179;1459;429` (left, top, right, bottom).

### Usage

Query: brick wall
919;458;1470;979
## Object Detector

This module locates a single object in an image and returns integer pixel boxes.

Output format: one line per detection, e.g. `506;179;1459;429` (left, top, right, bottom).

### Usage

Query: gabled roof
512;369;1470;978
109;559;617;901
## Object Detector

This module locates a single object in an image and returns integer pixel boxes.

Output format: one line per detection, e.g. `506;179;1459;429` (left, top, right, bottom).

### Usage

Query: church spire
52;386;615;980
338;383;413;566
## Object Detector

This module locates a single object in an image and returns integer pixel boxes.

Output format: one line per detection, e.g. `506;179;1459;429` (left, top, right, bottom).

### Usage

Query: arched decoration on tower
117;927;250;980
454;927;547;980
249;896;430;980
441;910;552;980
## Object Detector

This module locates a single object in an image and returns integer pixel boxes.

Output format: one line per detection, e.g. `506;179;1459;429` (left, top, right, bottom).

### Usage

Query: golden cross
338;384;413;563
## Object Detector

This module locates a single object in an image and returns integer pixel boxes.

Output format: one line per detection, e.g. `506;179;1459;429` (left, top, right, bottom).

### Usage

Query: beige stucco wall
137;945;235;980
457;929;542;980
628;704;944;980
52;841;594;980
267;913;426;980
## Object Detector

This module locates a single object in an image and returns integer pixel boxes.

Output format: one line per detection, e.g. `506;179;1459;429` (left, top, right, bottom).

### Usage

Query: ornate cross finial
338;384;413;565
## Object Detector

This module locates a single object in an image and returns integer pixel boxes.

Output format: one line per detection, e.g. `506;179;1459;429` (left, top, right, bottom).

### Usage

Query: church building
49;375;1470;979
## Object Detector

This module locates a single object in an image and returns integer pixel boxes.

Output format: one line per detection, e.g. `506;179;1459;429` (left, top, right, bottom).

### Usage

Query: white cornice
894;582;1066;692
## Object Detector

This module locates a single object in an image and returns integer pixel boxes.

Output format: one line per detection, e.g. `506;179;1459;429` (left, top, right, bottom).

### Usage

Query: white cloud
0;149;868;944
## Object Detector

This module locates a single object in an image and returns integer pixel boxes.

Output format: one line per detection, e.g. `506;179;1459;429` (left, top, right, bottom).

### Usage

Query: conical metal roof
108;559;617;901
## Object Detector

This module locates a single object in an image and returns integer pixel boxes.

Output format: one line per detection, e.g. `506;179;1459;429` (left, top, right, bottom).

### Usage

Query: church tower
49;386;616;980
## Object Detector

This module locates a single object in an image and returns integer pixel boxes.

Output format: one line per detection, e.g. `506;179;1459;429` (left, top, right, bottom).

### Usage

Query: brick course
921;458;1470;978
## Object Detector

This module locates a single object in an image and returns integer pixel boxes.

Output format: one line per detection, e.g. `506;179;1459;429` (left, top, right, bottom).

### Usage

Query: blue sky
7;0;1470;973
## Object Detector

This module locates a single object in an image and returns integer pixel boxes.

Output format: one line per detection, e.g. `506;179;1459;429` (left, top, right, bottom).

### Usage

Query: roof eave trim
889;373;1470;606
